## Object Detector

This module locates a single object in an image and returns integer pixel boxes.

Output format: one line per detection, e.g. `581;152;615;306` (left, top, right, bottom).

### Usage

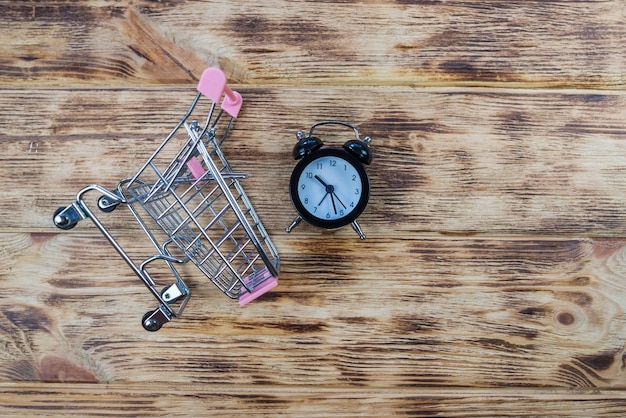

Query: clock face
290;148;370;229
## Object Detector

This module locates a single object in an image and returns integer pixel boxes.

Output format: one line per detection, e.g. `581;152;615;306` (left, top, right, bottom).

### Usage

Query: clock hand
315;175;337;195
314;175;337;212
318;192;329;206
332;192;347;209
314;175;329;188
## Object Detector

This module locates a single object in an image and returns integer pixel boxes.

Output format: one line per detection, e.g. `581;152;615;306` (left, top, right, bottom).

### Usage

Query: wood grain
0;1;624;88
2;87;626;236
1;384;626;417
1;232;625;389
2;0;626;414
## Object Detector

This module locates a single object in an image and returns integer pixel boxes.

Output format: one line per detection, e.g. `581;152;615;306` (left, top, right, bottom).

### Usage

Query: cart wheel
97;195;118;213
53;207;77;230
141;311;163;332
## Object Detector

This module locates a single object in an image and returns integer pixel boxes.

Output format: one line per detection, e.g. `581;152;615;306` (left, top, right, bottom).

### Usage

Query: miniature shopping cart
53;68;280;331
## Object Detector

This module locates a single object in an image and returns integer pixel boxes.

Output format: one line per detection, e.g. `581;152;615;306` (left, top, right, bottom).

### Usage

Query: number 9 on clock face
289;148;370;229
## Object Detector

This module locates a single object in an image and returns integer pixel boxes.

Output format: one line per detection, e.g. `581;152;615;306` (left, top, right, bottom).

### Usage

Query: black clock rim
289;148;370;230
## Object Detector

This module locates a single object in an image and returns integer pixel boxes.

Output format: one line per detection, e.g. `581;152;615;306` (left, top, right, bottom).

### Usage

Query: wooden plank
3;87;626;236
1;232;625;388
1;383;626;417
0;1;624;88
2;0;626;413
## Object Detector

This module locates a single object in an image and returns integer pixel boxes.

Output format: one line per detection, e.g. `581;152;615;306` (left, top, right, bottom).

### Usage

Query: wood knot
557;311;575;326
552;306;585;330
38;355;97;383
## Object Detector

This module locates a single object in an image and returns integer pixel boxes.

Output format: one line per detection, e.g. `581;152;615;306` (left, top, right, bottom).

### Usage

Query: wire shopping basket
53;68;280;331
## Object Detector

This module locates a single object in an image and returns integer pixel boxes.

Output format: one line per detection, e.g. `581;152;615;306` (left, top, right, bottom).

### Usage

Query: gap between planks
2;85;626;95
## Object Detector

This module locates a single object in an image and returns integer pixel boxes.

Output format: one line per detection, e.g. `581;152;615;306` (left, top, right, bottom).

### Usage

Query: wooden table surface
2;1;626;416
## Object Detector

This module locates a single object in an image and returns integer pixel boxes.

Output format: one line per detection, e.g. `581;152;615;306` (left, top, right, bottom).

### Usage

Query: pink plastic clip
186;157;205;180
197;68;243;119
238;267;278;306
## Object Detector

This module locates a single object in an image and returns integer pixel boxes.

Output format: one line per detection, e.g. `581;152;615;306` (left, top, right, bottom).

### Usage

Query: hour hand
314;175;329;188
315;175;335;210
315;175;335;195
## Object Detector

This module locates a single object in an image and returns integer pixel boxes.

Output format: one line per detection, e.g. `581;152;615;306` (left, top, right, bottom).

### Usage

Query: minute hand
332;191;347;209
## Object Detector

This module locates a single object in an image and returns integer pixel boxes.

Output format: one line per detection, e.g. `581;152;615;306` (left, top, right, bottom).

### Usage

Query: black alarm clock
286;121;372;239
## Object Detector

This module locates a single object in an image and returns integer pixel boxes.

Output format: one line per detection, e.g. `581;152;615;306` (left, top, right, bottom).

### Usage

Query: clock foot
286;216;302;233
352;221;366;239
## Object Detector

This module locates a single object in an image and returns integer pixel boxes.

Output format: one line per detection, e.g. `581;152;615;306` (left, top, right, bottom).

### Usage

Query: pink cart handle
197;68;243;118
238;268;278;306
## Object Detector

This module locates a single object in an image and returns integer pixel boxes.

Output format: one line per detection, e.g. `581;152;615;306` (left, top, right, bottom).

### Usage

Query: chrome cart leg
54;184;183;332
54;186;123;230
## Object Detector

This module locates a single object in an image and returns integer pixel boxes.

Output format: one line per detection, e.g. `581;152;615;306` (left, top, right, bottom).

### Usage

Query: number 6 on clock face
290;148;370;230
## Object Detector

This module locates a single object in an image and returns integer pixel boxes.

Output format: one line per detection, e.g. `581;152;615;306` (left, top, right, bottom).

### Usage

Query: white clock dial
289;147;370;230
296;155;363;221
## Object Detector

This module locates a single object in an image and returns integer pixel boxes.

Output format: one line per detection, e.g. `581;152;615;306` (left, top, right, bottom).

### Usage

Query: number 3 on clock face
289;148;370;229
